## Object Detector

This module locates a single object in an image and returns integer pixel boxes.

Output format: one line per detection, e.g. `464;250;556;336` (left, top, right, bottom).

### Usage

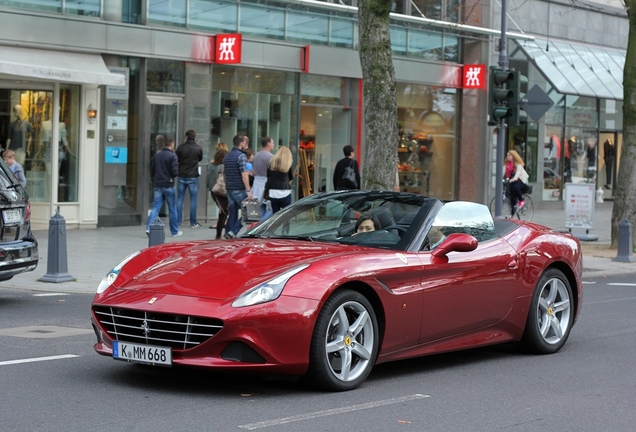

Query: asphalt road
1;271;636;432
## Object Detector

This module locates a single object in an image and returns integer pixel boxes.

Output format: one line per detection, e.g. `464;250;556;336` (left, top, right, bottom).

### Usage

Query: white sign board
565;183;595;229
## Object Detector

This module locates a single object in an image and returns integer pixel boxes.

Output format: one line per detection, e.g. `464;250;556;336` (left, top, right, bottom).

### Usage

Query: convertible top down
91;191;583;391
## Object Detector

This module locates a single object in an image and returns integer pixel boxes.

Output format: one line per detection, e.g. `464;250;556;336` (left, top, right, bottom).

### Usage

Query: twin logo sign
462;64;486;89
216;34;242;64
191;33;242;64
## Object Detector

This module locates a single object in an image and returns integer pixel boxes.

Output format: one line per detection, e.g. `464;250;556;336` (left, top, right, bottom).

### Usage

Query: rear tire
305;289;378;391
518;268;573;354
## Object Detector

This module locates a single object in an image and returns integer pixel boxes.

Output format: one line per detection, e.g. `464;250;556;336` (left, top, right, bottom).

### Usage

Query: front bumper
91;292;321;375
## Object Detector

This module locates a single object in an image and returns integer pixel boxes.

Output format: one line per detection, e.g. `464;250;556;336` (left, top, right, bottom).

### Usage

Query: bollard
148;217;165;247
39;207;75;283
613;219;636;263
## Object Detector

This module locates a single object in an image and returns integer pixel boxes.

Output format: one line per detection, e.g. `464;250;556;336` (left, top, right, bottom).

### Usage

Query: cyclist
504;150;529;217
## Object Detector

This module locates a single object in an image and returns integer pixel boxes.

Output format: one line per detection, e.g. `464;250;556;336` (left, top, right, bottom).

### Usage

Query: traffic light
488;66;514;125
508;70;529;126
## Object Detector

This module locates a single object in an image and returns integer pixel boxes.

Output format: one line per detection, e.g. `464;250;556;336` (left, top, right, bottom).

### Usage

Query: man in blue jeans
146;135;182;237
223;134;252;239
176;129;203;228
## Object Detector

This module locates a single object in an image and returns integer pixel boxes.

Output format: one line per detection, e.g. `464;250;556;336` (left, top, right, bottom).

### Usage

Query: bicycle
489;180;534;221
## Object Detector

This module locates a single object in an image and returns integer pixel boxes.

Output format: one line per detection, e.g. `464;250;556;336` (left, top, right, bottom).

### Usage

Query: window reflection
190;0;238;32
409;30;442;60
287;11;329;45
65;0;99;16
148;0;186;27
240;4;285;40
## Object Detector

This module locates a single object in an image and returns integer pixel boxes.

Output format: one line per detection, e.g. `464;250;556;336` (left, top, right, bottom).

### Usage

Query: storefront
0;46;125;227
508;38;624;203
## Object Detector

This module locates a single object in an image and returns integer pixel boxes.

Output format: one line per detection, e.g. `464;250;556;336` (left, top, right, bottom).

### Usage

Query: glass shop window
148;0;186;27
396;83;458;200
0;85;80;203
65;0;99;16
147;60;185;94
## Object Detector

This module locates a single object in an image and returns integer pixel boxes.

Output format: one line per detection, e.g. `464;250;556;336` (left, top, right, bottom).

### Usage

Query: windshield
245;191;439;250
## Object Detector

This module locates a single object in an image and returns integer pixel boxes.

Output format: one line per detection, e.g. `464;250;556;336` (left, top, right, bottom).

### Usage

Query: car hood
116;239;356;300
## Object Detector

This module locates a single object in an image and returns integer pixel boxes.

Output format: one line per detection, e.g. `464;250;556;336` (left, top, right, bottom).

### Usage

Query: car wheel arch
546;261;580;317
320;281;386;348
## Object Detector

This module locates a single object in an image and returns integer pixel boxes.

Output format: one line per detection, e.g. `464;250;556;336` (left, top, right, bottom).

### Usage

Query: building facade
487;0;627;205
0;0;627;229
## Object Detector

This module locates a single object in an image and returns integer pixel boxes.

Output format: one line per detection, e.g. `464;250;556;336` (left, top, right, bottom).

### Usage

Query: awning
515;38;624;100
0;46;125;86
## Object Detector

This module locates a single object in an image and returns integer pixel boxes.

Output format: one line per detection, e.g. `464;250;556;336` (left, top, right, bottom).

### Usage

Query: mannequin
603;139;615;189
6;105;32;165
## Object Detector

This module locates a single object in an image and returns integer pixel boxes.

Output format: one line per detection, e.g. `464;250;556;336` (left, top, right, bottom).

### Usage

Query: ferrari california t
91;191;583;391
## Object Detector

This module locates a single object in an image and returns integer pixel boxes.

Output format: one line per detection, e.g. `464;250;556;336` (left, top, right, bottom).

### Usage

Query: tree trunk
358;0;399;191
611;0;636;248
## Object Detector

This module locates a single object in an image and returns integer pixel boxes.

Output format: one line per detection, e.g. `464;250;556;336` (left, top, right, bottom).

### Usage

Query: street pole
494;0;508;217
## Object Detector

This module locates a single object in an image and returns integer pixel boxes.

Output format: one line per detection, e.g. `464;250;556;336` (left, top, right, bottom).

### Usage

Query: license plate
2;209;21;225
112;341;172;366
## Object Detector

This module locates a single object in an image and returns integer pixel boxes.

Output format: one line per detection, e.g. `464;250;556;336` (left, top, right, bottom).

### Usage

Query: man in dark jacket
176;129;203;228
223;134;252;239
333;145;361;190
146;135;181;237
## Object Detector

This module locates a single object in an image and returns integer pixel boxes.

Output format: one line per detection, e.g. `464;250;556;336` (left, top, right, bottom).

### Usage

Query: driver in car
353;215;378;235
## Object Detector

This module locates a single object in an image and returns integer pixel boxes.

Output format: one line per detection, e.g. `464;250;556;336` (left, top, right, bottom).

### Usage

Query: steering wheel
383;225;408;233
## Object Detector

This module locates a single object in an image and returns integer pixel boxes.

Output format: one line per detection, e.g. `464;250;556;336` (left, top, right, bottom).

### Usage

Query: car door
417;237;519;344
414;201;521;344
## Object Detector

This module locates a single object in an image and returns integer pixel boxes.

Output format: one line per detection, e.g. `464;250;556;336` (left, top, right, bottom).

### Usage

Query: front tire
519;268;574;354
305;289;379;391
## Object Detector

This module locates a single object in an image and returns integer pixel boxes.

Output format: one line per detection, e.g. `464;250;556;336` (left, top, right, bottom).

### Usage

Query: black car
0;158;38;281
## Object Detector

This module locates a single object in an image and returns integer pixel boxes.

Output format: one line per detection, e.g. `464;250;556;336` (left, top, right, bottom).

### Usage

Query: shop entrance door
599;131;619;200
144;95;181;219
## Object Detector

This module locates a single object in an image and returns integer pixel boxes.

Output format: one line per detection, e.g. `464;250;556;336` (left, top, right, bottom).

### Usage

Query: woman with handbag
265;146;294;213
207;143;229;239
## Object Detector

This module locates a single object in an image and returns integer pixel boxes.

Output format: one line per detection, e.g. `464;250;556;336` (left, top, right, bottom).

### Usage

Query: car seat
370;207;397;233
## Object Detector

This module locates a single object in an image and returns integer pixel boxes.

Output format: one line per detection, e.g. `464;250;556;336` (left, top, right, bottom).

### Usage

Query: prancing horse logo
140;320;151;336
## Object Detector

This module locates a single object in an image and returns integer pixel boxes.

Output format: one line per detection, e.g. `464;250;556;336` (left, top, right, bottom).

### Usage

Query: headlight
232;264;309;308
96;251;141;294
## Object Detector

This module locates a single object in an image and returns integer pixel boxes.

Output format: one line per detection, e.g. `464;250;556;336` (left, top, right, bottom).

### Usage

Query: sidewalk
1;200;630;295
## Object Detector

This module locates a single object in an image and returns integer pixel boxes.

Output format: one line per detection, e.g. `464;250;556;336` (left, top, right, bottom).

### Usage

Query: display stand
297;148;312;198
565;183;599;241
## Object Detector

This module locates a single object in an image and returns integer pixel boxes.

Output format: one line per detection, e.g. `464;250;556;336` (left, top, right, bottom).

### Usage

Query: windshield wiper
5;182;21;189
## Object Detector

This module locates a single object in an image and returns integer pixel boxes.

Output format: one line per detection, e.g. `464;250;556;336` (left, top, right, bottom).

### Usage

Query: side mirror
431;233;478;260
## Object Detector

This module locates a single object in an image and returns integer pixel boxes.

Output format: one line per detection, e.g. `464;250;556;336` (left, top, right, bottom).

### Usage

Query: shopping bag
241;198;261;222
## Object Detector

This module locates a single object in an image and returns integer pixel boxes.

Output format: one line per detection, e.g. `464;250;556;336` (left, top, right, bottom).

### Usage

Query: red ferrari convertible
91;191;583;391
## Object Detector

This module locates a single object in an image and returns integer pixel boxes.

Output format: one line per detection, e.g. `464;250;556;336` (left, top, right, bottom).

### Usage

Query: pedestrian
2;149;27;187
251;136;275;219
265;146;293;213
175;129;203;228
223;134;252;239
504;149;529;216
146;135;181;237
206;142;229;239
333;144;360;190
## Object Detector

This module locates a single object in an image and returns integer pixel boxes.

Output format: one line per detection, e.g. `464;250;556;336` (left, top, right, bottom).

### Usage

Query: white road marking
238;393;430;430
0;354;79;366
33;293;70;297
582;281;596;285
607;283;636;286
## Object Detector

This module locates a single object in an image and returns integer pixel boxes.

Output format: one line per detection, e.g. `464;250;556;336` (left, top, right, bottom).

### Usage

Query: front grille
93;306;223;350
